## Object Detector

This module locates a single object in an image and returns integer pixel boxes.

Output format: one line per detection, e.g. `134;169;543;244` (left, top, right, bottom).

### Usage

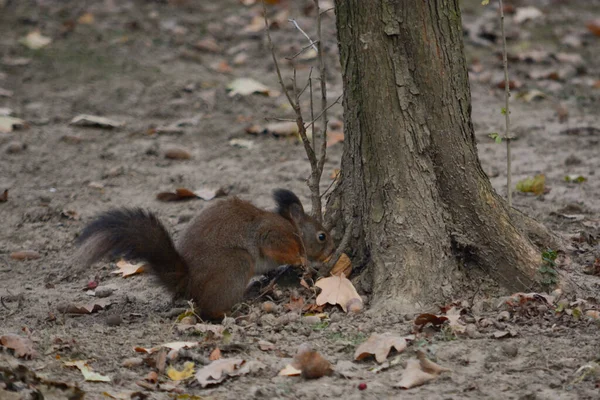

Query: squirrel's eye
317;232;327;242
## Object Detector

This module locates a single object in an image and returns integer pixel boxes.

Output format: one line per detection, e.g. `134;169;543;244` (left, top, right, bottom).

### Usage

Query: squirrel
75;189;334;320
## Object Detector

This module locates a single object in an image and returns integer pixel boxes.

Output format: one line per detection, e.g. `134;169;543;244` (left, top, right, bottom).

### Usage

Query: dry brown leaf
329;253;352;278
209;348;222;361
396;351;450;389
278;364;301;376
0;334;37;359
134;341;199;354
265;121;298;137
56;298;112;314
445;307;467;334
395;359;436;389
354;333;409;363
284;294;305;312
164;148;191;160
315;274;363;312
416;350;451;375
10;250;41;260
195;358;246;388
326;131;344;147
69;114;123;129
194;37;221;53
414;313;448;328
0;189;8;202
77;13;95;25
156;187;197;202
112;260;146;277
258;340;275;351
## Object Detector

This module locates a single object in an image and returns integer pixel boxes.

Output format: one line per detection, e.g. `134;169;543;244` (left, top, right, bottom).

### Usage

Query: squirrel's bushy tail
75;208;188;295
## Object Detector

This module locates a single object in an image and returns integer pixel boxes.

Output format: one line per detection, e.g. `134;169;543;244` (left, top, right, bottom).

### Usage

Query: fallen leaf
395;351;450;389
195;358;246;388
226;78;277;97
64;360;111;382
0;87;13;97
144;371;158;383
112;260;146;277
242;16;264;33
585;310;600;319
193;187;227;201
514;6;543;24
134;341;199;354
0;334;37;359
315;274;363;312
19;30;52;49
209;348;222;361
278;364;302;376
284;295;305;312
444;307;467;334
156;188;198;202
166;361;195;381
258;340;275;351
0;189;7;202
414;313;448;328
10;250;41;260
395;359;436;389
164;148;191;160
264;121;298;137
354;333;409;363
229;138;256;149
69;114;123;129
0;116;27;133
492;329;518;339
495;79;522;90
329;253;352;278
194;37;221;53
56;298;112;314
326;131;345;147
519;89;546;103
77;13;95;25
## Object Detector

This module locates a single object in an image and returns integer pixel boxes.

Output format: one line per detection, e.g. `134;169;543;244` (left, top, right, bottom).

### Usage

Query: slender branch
288;19;319;53
315;0;329;187
498;0;512;206
325;221;354;272
287;41;320;61
304;94;342;131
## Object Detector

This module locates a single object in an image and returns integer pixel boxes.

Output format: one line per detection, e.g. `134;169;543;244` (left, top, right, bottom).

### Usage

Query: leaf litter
315;273;363;312
64;360;111;382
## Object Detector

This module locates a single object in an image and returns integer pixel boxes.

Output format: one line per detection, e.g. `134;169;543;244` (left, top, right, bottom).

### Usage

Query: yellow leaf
167;361;195;381
64;360;111;382
516;174;545;195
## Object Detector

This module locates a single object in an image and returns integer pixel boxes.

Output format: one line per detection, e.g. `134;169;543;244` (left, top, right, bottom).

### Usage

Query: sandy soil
1;0;600;399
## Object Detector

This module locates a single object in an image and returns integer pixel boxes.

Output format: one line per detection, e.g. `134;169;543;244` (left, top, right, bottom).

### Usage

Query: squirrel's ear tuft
273;189;305;222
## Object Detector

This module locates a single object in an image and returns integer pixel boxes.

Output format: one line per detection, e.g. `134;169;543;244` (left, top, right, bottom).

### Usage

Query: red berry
87;280;98;290
358;383;367;391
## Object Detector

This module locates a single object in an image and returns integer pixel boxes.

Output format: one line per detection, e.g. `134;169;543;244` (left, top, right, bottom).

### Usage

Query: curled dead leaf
0;334;38;359
209;348;222;361
195;358;246;388
112;260;146;277
164;148;191;160
329;253;352;278
354;333;409;364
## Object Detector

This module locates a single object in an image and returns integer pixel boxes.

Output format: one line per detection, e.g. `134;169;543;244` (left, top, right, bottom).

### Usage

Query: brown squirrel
75;189;334;320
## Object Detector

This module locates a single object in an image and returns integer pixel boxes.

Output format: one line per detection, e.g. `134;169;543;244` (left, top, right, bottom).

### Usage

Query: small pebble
106;314;122;326
121;357;144;368
5;141;26;154
95;286;114;298
501;343;519;358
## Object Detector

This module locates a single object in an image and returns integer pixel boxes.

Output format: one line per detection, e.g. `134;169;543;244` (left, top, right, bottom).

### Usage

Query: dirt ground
1;0;600;399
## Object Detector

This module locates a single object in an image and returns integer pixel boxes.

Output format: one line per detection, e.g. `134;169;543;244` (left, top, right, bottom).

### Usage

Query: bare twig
305;94;341;132
288;19;319;53
324;221;354;272
498;0;512;206
287;41;320;61
315;0;329;191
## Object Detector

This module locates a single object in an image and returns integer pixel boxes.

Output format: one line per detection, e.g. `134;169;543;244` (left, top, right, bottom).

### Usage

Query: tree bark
328;0;558;312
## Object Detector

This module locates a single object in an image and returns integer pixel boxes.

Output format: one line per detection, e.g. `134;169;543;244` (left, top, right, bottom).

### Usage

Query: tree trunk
328;0;558;312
